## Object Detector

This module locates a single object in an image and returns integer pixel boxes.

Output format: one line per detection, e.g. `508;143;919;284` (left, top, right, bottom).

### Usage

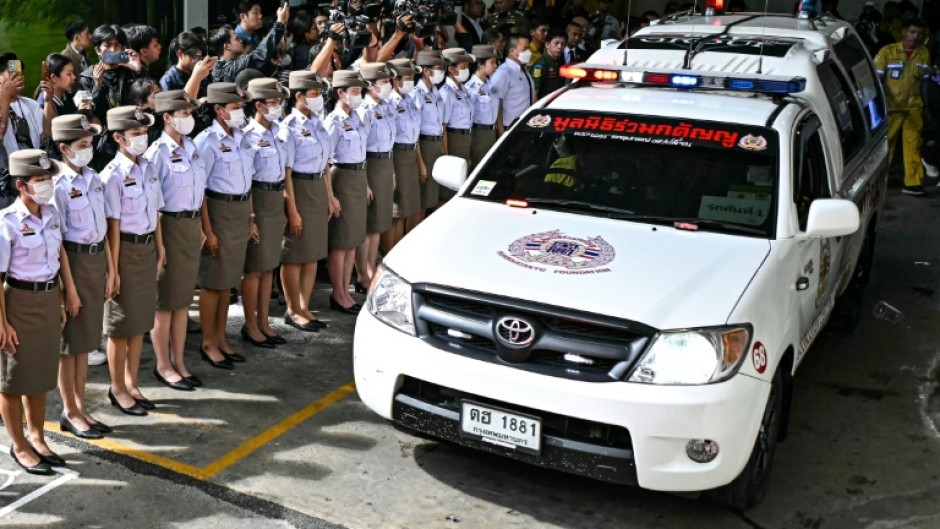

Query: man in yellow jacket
874;18;934;196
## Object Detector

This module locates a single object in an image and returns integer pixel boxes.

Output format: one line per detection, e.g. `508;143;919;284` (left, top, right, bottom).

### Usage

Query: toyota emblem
495;316;535;348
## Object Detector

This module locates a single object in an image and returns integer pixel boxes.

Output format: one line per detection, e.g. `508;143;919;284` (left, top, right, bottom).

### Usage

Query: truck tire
828;226;876;332
707;367;783;510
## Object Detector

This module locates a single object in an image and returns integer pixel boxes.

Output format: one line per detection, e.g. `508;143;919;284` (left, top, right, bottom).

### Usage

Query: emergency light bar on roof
558;63;807;95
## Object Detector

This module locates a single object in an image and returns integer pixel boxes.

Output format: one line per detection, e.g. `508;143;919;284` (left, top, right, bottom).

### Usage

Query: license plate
459;400;542;455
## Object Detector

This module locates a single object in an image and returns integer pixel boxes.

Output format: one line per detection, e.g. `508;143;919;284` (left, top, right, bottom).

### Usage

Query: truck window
794;118;831;231
817;61;867;162
832;36;887;133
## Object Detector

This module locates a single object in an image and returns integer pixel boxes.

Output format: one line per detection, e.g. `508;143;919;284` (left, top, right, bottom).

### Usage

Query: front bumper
355;311;770;492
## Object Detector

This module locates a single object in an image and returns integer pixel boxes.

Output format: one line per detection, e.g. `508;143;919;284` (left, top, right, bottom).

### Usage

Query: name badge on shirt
123;175;137;187
397;106;405;113
170;153;183;163
375;112;383;120
424;95;432;103
21;223;35;236
69;187;83;199
342;123;353;131
301;128;311;137
258;139;270;147
220;144;232;153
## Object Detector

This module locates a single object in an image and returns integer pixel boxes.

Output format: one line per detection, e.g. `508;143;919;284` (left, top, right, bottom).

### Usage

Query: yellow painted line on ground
200;382;356;478
46;382;356;481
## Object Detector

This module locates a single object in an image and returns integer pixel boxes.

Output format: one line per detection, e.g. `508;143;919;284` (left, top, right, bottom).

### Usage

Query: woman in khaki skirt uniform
0;149;81;474
241;78;296;347
51;115;115;439
466;45;500;168
324;70;370;314
280;71;336;331
439;48;476;203
195;83;257;368
413;50;447;223
143;90;209;391
382;59;422;253
354;63;396;294
100;106;165;417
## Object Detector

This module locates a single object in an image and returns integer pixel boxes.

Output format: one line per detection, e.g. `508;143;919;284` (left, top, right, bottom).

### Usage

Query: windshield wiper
609;215;767;236
522;198;635;217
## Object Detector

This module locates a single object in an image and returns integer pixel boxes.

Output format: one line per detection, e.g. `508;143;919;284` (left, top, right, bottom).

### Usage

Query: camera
393;0;457;38
101;51;130;65
328;9;374;49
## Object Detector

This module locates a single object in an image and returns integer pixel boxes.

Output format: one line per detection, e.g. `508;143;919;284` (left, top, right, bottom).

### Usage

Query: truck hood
385;199;771;330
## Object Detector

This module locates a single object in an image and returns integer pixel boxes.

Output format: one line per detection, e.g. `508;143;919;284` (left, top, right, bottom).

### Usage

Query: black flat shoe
183;375;203;387
154;367;195;391
284;313;325;332
59;413;102;439
27;441;66;467
260;330;287;345
223;352;247;363
108;388;148;416
10;447;52;476
134;397;156;411
330;295;361;315
88;420;113;434
354;282;370;294
239;327;276;349
200;348;235;369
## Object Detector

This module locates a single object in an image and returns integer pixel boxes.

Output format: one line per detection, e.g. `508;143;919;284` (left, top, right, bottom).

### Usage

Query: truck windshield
466;111;779;237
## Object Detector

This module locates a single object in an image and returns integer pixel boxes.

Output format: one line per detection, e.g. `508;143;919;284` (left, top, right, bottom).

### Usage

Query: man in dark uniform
531;28;567;99
210;3;288;84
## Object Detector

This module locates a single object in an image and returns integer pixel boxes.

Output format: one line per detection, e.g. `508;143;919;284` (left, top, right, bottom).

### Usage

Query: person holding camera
413;50;447;221
465;44;499;168
211;3;289;85
160;32;216;101
383;58;422;253
354;63;396;294
440;48;475;202
0;54;44;155
324;70;370;314
280;71;334;332
78;25;145;127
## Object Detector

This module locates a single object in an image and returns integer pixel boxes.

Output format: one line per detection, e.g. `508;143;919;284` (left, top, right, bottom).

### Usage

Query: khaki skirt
283;175;329;264
106;239;157;337
62;248;107;355
245;187;285;273
471;127;496;169
1;285;60;395
393;149;421;219
419;139;443;210
157;216;202;311
441;133;472;201
365;157;394;234
328;167;367;251
199;197;251;290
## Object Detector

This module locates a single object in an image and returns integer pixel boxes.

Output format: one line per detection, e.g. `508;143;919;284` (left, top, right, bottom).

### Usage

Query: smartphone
7;60;22;73
101;51;130;65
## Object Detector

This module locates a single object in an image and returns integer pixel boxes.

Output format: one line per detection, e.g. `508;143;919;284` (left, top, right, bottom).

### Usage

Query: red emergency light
704;0;725;15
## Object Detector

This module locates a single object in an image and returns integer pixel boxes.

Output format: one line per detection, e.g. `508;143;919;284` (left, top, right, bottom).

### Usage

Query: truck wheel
828;228;876;332
707;368;783;510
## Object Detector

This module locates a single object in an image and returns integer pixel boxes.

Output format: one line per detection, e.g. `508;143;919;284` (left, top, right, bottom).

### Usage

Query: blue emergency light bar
559;64;807;95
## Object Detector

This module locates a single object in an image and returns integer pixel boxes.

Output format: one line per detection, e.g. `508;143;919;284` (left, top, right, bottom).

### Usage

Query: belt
393;142;417;151
162;210;201;219
292;171;324;180
63;239;106;255
419;134;443;142
473;124;497;130
252;181;285;192
6;277;57;292
120;231;155;245
366;151;392;159
206;189;250;202
334;162;366;170
447;127;472;135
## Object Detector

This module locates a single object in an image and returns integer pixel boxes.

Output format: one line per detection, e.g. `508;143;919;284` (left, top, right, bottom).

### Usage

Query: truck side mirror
803;199;860;238
433;155;469;192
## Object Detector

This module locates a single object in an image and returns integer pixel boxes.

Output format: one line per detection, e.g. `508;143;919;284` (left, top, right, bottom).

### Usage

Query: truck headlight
628;326;751;385
367;265;416;336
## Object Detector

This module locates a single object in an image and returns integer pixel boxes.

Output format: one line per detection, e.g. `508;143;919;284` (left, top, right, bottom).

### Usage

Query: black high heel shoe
239;326;275;349
260;329;287;345
330;295;362;315
200;347;235;369
60;413;103;439
154;367;195;391
27;440;66;467
183;375;203;387
134;397;156;411
354;282;370;294
10;447;52;476
108;388;148;416
88;419;113;434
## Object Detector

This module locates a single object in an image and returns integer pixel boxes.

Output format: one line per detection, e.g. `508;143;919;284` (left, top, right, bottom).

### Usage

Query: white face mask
67;146;94;168
400;80;415;95
430;70;445;84
456;68;471;83
517;49;532;64
263;103;283;122
345;93;363;110
125;134;150;156
377;83;392;100
225;108;246;128
29;180;54;205
174;114;196;136
305;95;324;113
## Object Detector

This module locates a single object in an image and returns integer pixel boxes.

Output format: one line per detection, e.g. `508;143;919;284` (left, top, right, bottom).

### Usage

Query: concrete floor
0;184;938;529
